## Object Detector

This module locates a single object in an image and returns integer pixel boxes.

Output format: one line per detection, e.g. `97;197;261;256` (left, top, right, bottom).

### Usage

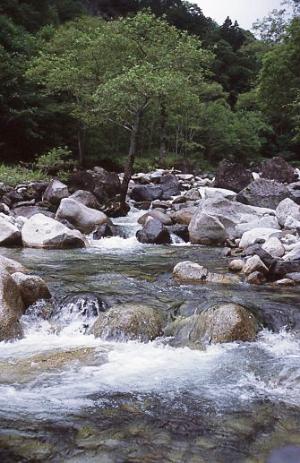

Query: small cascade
170;233;186;245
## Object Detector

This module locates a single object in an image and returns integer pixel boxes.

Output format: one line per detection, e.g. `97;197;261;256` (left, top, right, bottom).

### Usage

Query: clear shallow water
0;211;300;462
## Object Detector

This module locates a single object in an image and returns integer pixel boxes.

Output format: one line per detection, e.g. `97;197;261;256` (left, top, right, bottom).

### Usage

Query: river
0;210;300;462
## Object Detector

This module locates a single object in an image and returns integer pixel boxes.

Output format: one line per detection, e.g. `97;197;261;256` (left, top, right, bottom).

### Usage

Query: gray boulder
43;179;69;206
11;272;51;308
237;179;290;209
261;156;296;184
214;160;252;192
56;198;108;234
131;185;163;202
239;228;282;249
159;174;180;199
164;303;259;349
90;304;163;342
0;216;21;246
276;198;300;228
69;168;121;202
0;268;24;341
136;217;171;244
188;197;275;245
22;214;85;249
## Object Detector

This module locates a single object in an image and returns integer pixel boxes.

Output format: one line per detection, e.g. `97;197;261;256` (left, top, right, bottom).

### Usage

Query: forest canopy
0;0;299;172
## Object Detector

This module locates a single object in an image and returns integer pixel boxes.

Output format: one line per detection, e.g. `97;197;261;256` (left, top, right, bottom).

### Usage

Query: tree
258;18;300;157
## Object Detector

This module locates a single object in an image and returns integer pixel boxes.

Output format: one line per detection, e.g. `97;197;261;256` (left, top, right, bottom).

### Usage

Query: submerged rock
22;214;85;249
164;303;259;349
90;304;163;342
0;255;28;274
173;261;239;285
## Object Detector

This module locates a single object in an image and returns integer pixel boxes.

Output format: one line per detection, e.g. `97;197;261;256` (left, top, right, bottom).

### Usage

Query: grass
0;164;49;187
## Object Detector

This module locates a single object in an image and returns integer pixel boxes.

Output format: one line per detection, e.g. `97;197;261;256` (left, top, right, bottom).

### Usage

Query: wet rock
90;304;163;342
138;210;173;226
159;174;180;199
136;217;171;244
173;261;239;285
164;303;259;349
70;190;100;209
276;198;300;228
239;228;282;249
243;255;268;275
237;179;290;209
229;259;244;272
261;156;296;184
0;216;21;246
0;268;24;341
131;185;163;202
56;198;108;234
43;179;69;206
246;271;267;285
166;224;189;242
11;272;51;308
214;160;252;192
93;223;116;239
22;213;85;249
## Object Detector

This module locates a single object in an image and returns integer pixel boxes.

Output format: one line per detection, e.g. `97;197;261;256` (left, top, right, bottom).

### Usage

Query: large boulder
170;206;198;225
237;179;290;209
42;179;69;206
136;217;171;244
276;198;300;228
131;185;163;202
56;198;108;234
68;168;121;202
0;216;21;246
22;214;85;249
11;272;51;308
0;268;24;341
214;160;252;192
90;304;163;342
164;303;259;349
261;156;296;184
159;174;180;199
173;261;239;284
188;197;275;244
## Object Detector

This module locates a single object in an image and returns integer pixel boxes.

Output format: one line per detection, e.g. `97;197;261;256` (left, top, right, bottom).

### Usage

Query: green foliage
0;164;48;187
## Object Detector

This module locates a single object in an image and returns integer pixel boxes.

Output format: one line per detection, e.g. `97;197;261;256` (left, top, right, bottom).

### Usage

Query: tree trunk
120;111;141;207
159;101;167;165
77;127;85;167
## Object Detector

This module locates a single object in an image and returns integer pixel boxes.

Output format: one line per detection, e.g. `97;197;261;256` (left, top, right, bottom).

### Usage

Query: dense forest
0;0;299;175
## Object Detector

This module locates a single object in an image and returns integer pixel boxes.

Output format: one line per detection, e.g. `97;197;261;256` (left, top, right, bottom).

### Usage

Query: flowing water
0;209;300;463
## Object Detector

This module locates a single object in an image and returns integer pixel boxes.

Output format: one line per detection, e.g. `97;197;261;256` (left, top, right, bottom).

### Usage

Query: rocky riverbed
0;157;300;462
